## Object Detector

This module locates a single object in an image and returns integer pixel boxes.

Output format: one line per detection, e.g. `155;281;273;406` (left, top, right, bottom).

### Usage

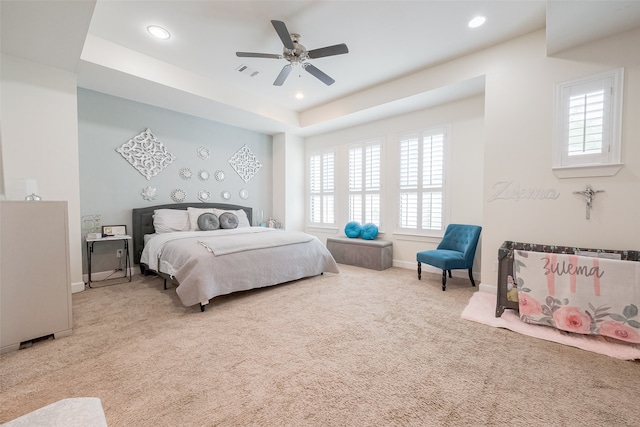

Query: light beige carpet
2;265;640;426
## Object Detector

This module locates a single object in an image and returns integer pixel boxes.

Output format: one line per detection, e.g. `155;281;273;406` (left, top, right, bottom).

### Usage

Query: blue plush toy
361;223;379;240
344;221;362;238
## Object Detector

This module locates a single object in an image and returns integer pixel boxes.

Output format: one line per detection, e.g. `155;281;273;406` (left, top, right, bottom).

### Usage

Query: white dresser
1;201;73;353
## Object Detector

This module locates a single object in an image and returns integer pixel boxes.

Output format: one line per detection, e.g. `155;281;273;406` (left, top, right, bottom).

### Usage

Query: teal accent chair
416;224;482;291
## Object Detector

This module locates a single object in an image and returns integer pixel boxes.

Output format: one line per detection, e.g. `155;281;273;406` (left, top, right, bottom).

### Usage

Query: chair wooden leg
468;268;476;287
448;270;452;278
441;270;447;291
417;262;422;280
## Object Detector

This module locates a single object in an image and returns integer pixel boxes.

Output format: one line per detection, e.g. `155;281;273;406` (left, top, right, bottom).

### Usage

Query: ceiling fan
236;20;349;86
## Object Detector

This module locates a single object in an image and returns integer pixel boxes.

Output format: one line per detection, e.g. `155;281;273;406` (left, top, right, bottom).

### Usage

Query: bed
132;203;339;311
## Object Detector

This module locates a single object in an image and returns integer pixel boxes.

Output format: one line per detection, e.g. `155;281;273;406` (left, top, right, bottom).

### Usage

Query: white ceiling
2;1;640;136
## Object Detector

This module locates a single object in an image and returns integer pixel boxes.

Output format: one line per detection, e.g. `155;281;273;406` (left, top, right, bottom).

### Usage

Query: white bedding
140;227;339;307
197;228;313;255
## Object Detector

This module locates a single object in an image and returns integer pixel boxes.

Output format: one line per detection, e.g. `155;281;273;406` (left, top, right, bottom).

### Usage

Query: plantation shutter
422;132;444;230
349;142;381;224
399;135;419;228
309;152;335;224
399;130;444;231
560;76;612;166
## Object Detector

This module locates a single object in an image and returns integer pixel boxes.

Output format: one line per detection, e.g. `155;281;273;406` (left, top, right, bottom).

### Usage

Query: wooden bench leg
417;262;422;280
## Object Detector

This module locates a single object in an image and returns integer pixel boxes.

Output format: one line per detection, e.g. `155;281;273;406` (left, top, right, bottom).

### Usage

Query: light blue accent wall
77;88;273;273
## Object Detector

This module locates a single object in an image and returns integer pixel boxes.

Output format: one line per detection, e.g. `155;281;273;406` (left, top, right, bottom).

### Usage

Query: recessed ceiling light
147;25;171;40
468;16;486;28
295;92;304;100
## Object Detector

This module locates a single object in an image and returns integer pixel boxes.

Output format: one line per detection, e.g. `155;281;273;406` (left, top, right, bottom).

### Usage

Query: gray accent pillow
219;212;239;229
197;213;220;231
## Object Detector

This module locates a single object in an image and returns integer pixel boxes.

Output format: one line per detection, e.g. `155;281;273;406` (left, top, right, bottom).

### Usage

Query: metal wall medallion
228;145;262;183
198;170;210;181
141;186;158;201
171;189;186;203
116;128;176;180
197;146;210;160
221;190;231;200
198;190;212;202
214;170;225;182
179;167;193;180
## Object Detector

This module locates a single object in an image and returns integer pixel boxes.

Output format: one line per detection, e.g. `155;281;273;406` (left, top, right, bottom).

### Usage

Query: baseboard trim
81;267;135;287
393;260;415;270
71;281;86;294
394;259;482;283
479;282;497;294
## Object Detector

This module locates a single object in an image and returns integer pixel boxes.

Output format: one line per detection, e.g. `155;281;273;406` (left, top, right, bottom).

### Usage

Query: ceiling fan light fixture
236;19;348;87
468;16;486;28
147;25;171;40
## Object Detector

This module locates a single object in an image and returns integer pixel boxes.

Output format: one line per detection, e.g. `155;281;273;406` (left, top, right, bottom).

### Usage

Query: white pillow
153;209;190;233
187;207;214;231
213;208;251;227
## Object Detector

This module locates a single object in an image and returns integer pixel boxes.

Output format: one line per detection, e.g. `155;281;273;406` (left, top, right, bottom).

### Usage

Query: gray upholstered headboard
132;203;253;265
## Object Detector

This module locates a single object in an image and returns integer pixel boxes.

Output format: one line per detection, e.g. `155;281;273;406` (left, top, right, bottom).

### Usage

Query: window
348;141;381;225
553;68;623;177
398;129;446;233
309;151;335;225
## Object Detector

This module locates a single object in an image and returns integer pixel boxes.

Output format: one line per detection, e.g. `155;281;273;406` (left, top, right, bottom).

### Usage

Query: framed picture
102;225;127;236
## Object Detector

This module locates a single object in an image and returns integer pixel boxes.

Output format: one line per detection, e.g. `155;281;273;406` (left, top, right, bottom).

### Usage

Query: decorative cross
573;185;604;220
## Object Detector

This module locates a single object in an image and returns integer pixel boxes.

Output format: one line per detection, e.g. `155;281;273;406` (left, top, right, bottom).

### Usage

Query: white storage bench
327;237;392;271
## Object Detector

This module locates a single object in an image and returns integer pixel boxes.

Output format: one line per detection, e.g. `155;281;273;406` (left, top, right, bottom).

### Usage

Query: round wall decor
197;146;210;160
171;189;186;202
198;190;212;202
141;186;157;201
179;168;193;180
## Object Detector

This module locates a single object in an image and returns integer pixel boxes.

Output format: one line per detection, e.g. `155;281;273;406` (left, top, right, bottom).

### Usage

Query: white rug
461;291;640;360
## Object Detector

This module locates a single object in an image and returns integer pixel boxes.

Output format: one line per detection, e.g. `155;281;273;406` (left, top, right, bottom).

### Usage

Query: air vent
236;64;259;77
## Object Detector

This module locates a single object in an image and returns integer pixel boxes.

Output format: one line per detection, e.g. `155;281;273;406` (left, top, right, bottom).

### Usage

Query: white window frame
308;149;335;227
553;68;624;178
348;140;382;226
397;126;450;237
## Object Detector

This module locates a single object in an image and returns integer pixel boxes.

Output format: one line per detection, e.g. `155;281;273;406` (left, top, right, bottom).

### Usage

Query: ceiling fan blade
308;43;349;59
274;65;292;86
304;64;335;86
271;20;295;50
236;52;281;59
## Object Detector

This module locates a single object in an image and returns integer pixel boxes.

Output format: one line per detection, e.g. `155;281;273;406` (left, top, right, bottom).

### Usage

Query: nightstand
85;235;132;288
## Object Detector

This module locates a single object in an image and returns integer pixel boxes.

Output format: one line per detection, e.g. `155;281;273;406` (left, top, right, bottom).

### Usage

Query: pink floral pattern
514;250;640;344
552;306;591;334
598;321;640;343
518;293;542;317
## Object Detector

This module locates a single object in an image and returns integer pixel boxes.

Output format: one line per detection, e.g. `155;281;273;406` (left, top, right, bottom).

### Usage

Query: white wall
304;95;485;275
1;54;84;292
481;28;640;290
273;133;305;231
